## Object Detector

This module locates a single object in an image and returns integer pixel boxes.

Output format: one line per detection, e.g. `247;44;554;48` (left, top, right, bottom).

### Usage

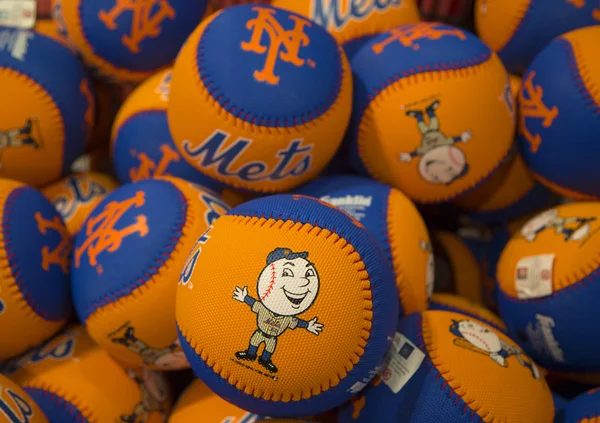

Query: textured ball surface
1;326;172;422
0;27;94;187
176;194;398;417
429;293;506;333
497;202;600;374
52;0;209;83
297;174;434;314
42;172;119;237
349;22;515;203
0;179;71;361
475;0;600;74
560;387;600;423
270;0;420;59
517;25;600;200
454;153;557;223
112;68;225;192
72;177;230;370
338;310;553;423
0;373;48;423
167;4;352;193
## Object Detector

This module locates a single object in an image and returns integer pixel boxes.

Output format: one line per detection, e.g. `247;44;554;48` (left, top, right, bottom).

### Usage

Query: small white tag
0;0;36;29
515;254;554;299
381;332;425;394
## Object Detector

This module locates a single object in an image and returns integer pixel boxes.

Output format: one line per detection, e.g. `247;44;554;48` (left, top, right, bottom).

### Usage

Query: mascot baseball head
233;248;323;373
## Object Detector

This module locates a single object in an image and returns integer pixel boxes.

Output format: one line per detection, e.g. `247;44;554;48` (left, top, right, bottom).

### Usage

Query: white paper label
515;254;554;299
381;332;425;394
0;0;36;29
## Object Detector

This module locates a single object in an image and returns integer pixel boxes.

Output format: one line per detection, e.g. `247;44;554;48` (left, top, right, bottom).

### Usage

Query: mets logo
371;24;466;53
98;0;176;53
0;333;77;376
566;0;600;21
0;384;36;423
130;144;180;182
241;7;315;85
519;71;559;153
35;212;71;274
74;191;149;274
311;0;402;32
52;176;109;223
155;71;171;102
179;226;212;290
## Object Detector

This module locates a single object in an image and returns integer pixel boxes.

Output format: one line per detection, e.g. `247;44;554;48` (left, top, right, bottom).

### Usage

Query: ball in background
518;25;600;200
0;179;71;361
1;326;172;422
349;22;515;203
475;0;600;74
52;0;209;84
167;4;352;193
429;292;506;333
42;172;119;237
0;26;94;187
71;177;230;370
559;387;600;423
176;194;398;417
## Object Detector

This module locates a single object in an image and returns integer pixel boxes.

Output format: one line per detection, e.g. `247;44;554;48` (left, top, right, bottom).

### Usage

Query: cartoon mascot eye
282;268;294;277
305;268;315;278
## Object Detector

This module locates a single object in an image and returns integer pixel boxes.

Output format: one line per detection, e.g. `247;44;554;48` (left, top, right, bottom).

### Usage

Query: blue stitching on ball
24;387;89;423
561;37;600;116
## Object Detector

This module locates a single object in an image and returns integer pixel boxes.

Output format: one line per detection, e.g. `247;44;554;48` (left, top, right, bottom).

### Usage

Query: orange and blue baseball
175;194;399;417
271;0;421;59
71;176;230;370
296;174;434;314
0;26;94;187
0;179;72;361
559;387;600;423
429;293;506;333
112;67;225;193
0;373;48;423
496;202;600;378
167;4;353;193
348;22;515;204
475;0;600;74
1;325;172;422
518;25;600;200
338;310;553;423
42;172;119;237
51;0;209;84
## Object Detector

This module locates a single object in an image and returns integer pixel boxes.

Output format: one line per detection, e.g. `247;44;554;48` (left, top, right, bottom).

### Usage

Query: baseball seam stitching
562;37;600;114
179;214;373;402
25;386;93;422
261;262;276;301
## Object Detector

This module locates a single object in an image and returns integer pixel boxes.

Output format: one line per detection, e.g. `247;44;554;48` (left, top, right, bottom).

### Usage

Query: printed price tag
0;0;36;29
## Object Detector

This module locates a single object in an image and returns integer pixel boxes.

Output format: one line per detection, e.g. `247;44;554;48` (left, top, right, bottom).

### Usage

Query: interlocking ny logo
372;24;466;54
519;71;559;153
98;0;176;54
130;144;180;182
566;0;600;21
241;7;315;85
74;191;149;274
35;213;71;274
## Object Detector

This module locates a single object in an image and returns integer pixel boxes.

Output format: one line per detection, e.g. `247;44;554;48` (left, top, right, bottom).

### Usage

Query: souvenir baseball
0;26;94;187
518;26;600;200
348;22;515;203
51;0;209;83
454;152;557;223
429;293;506;333
338;310;553;423
0;373;49;423
271;0;420;58
561;387;600;422
297;174;434;314
0;179;71;361
496;202;600;376
431;230;485;304
176;194;398;417
167;4;353;193
42;172;119;237
475;0;600;74
1;326;172;422
72;176;230;370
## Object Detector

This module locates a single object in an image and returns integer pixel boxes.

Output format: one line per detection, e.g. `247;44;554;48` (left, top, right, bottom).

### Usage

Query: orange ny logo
80;79;94;131
519;71;559;153
98;0;176;53
372;24;466;54
129;144;180;182
241;7;314;85
74;191;149;274
565;0;600;21
35;213;71;274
